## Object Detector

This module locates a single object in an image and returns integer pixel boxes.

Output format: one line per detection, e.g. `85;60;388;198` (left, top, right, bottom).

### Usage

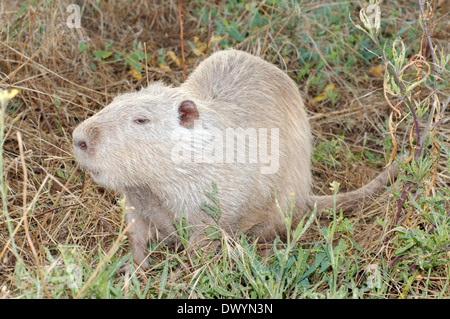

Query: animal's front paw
116;259;149;277
116;262;133;276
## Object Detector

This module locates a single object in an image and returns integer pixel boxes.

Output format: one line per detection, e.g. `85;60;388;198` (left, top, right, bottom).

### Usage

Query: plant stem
417;0;439;159
417;0;438;75
178;0;187;81
0;99;20;261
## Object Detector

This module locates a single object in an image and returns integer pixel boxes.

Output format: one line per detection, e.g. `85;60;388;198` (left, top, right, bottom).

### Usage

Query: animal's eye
134;118;150;125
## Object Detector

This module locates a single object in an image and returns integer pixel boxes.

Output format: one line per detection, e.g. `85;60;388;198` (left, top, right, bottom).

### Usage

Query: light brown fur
72;49;399;269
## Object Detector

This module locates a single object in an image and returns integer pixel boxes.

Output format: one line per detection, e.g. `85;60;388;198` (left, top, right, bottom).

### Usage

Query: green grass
4;191;376;299
6;179;448;299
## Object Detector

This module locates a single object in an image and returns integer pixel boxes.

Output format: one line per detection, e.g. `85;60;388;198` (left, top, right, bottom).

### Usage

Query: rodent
72;49;399;269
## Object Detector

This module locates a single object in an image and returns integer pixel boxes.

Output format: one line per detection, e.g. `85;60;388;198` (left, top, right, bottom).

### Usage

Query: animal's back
182;50;308;128
183;50;268;101
182;49;311;149
181;49;313;236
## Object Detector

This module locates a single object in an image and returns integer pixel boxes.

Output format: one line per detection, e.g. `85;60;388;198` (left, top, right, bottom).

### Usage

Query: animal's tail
310;160;401;214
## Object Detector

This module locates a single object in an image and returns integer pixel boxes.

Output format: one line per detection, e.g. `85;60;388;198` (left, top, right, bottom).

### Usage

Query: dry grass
0;0;448;298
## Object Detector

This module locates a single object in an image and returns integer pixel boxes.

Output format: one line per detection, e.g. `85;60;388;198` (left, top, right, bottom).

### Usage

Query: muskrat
73;49;399;269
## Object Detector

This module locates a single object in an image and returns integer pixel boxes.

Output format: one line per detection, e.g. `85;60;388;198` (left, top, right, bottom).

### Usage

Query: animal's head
72;82;200;191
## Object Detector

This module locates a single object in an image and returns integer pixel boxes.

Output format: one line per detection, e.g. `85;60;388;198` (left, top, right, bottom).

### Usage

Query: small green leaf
93;50;112;60
78;41;86;53
56;169;69;180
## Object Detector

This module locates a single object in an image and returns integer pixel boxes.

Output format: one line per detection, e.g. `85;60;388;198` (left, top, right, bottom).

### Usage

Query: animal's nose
73;123;100;153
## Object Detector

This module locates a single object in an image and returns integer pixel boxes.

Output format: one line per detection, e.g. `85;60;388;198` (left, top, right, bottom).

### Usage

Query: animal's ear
178;100;199;128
